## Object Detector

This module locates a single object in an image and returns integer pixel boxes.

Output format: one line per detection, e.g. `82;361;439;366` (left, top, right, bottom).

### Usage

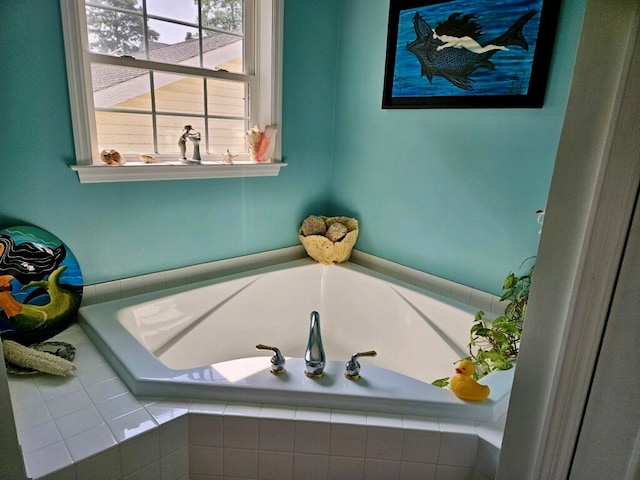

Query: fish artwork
407;10;538;91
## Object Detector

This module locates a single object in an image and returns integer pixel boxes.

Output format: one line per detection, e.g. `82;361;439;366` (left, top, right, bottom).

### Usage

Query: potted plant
433;258;534;387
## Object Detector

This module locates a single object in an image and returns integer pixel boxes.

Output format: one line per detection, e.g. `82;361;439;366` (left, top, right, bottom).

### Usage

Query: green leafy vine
432;258;534;388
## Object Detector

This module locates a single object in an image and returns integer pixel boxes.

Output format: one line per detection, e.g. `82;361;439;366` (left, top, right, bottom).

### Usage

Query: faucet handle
344;350;377;380
256;344;286;375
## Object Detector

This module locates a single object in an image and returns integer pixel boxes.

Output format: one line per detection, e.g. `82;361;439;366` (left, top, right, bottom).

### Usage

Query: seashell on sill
100;149;126;165
138;154;157;164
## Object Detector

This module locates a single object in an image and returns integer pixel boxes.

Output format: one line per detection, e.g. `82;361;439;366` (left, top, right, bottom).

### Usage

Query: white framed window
61;0;284;183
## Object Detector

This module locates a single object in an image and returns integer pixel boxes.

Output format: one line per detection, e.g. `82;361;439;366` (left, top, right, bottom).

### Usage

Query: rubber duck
450;359;490;401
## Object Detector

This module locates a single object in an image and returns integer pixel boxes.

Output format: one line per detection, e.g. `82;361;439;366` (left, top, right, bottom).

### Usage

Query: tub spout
304;311;326;378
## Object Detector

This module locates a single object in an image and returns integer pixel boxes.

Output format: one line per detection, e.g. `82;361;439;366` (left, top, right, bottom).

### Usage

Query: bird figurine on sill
450;359;490;401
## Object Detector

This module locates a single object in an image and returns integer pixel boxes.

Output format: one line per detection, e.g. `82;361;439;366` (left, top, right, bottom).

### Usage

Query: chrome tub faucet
256;344;286;375
304;311;326;378
344;350;377;380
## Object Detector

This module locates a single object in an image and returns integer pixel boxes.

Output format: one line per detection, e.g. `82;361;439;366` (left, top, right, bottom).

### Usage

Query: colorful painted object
0;226;82;345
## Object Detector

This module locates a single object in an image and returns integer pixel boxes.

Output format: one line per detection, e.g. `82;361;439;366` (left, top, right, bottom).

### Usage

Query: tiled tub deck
7;249;506;479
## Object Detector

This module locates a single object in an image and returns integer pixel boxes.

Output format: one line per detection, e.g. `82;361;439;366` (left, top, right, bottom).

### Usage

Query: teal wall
0;1;338;285
330;1;585;293
0;1;585;295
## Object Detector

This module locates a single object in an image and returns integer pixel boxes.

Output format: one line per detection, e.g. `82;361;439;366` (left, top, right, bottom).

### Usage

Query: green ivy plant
432;258;534;387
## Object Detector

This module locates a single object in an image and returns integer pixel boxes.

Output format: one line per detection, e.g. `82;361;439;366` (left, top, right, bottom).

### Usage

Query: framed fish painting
382;0;561;108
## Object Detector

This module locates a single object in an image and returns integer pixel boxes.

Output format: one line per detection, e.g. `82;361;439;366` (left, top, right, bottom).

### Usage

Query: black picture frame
382;0;561;109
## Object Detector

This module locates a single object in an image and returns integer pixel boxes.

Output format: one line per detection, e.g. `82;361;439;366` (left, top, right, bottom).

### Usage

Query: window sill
70;161;287;184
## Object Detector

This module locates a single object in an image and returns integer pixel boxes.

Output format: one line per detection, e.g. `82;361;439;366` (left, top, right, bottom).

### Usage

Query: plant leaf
432;377;450;388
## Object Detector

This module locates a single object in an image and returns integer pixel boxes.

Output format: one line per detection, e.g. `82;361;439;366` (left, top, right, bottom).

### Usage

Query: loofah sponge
2;339;76;376
299;216;358;264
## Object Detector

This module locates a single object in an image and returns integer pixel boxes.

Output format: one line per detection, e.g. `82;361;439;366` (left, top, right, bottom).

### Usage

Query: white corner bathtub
78;259;513;422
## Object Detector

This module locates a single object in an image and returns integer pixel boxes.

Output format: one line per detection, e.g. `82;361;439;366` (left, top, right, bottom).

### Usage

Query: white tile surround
7;247;506;479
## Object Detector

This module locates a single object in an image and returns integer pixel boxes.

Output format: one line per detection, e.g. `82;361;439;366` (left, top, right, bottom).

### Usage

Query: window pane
144;20;243;72
156;116;203;155
95;112;154;155
201;0;243;34
86;6;145;55
154;73;204;115
208;118;247;154
92;64;151;111
207;78;246;117
146;0;198;25
201;32;243;72
146;18;199;62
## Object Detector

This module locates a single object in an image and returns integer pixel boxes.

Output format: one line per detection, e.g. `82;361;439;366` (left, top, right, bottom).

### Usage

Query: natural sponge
301;215;327;236
325;222;347;242
299;216;358;264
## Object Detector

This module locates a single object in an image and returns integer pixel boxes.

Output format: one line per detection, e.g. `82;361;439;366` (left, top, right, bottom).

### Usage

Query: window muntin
63;0;281;172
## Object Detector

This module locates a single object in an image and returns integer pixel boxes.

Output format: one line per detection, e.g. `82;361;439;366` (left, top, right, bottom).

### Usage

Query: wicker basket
299;216;359;264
